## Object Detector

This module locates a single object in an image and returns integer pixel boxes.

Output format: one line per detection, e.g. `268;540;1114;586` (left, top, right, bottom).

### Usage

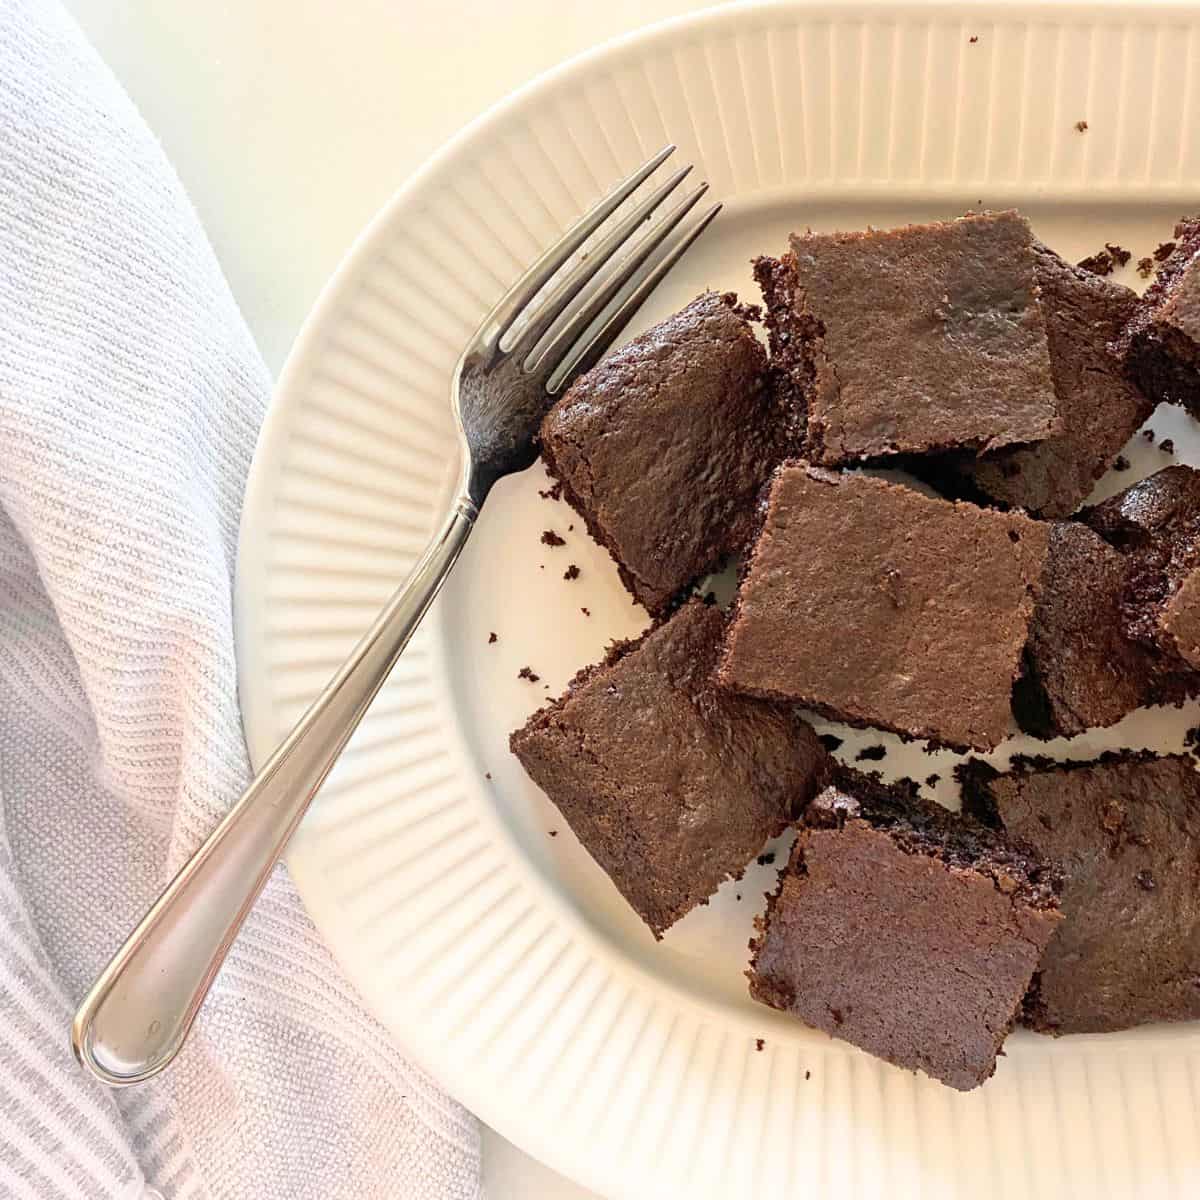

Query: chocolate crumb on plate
484;772;491;780
488;631;498;644
925;773;941;788
755;1038;765;1051
1155;240;1177;261
541;530;566;547
1113;454;1131;471
548;830;557;837
538;481;563;501
969;35;978;43
563;564;580;581
1144;428;1156;442
1078;251;1114;276
1161;438;1175;454
757;851;776;866
818;733;844;753
856;744;887;762
1075;119;1089;132
580;607;590;617
1105;242;1132;267
1138;256;1155;278
517;666;540;683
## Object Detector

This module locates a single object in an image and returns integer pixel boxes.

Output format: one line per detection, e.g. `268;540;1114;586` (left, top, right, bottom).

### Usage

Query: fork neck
458;460;494;515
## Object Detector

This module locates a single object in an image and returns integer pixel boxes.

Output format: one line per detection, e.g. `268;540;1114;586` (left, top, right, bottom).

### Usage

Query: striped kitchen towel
0;1;482;1196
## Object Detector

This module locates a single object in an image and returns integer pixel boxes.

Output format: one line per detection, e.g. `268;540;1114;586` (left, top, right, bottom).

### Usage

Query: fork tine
478;144;675;353
503;162;694;357
525;181;709;376
547;202;723;396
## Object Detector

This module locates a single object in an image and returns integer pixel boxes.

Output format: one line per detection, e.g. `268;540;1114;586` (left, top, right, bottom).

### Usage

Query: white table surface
61;0;734;1196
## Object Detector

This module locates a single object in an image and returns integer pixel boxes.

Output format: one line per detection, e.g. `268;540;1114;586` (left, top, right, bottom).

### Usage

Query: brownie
748;771;1062;1090
1161;566;1200;667
1080;465;1200;661
960;752;1200;1033
719;463;1049;751
753;253;813;449
509;600;830;938
1116;216;1200;415
1012;522;1199;738
937;241;1153;517
539;292;778;614
761;211;1060;464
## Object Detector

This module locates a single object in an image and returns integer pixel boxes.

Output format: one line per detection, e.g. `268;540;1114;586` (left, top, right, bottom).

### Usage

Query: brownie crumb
1154;240;1177;262
1160;438;1175;455
818;733;844;753
856;744;888;762
541;530;566;547
1078;250;1114;276
1138;256;1155;278
968;35;978;43
563;564;580;581
538;482;563;501
1105;242;1132;267
1113;455;1131;471
580;607;591;617
517;666;540;683
925;773;941;788
488;631;498;644
1136;868;1157;891
728;299;763;323
755;1038;765;1051
757;851;776;866
736;893;742;901
1143;429;1156;443
1185;725;1200;751
568;524;574;532
1075;119;1089;132
484;771;492;780
548;829;558;837
805;1070;812;1081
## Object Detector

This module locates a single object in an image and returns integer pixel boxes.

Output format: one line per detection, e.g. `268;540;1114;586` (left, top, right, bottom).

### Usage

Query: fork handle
71;495;478;1086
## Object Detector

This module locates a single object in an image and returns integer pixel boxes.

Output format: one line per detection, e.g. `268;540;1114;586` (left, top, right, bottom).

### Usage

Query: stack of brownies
510;210;1200;1091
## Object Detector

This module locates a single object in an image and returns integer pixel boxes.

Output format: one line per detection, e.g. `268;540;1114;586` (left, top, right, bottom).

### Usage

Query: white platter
235;4;1200;1196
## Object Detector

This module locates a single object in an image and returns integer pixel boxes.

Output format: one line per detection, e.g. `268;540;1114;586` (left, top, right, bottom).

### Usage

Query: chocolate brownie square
960;752;1200;1033
748;771;1062;1090
1116;216;1200;414
761;211;1060;464
937;241;1153;517
1012;522;1199;739
509;600;830;939
719;463;1049;750
1081;465;1200;660
539;292;778;614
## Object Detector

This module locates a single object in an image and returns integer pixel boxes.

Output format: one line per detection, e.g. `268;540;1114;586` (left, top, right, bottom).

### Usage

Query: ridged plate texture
236;5;1200;1196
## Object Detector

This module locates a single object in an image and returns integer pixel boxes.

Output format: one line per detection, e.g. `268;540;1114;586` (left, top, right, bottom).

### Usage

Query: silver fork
72;145;719;1086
